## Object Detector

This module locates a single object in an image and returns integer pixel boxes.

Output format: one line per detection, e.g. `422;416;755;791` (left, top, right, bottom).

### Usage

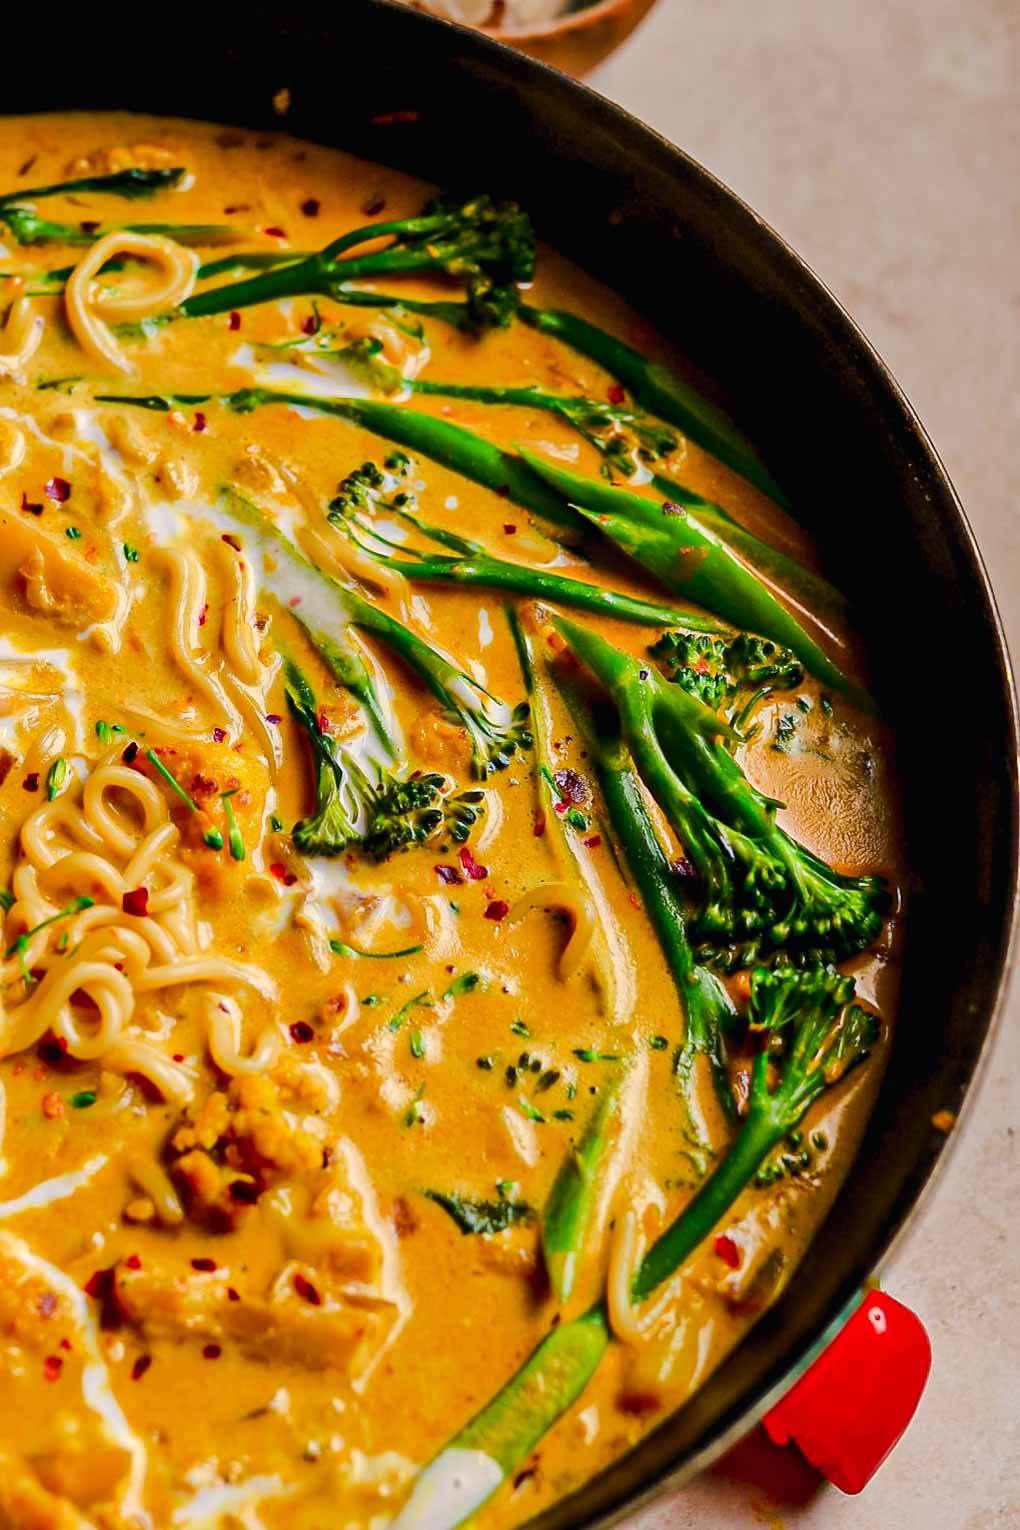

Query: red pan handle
762;1291;932;1494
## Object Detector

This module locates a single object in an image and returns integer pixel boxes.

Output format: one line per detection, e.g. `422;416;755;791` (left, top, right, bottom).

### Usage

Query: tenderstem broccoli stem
101;387;575;529
554;662;737;1137
519;305;789;507
541;1072;623;1305
522;450;870;708
347;514;724;632
0;167;187;208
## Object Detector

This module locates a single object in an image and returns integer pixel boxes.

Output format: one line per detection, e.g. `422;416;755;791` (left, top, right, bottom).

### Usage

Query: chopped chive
330;939;424;959
403;1083;426;1126
442;970;482;1000
552;1108;575;1121
46;758;68;801
6;895;93;958
510;1019;530;1038
649;1034;669;1050
0;889;14;913
536;1069;561;1092
95;720;112;746
145;748;200;810
362;994;382;1006
269;813;284;832
566;808;589;831
476;1055;494;1071
65;525;82;540
517;1096;545;1124
220;789;245;861
572;1047;621;1063
410;1029;425;1059
146;748;222;849
388;991;431;1032
70;1090;97;1109
122;543;140;562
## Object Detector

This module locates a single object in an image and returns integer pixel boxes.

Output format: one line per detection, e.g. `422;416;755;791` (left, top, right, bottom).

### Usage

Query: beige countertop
590;2;1020;1526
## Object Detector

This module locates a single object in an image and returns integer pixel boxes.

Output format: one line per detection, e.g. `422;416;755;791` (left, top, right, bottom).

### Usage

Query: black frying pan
3;4;1016;1525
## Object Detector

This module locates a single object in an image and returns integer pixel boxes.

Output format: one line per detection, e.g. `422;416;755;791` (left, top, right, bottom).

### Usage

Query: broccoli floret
407;194;534;332
651;630;804;730
285;664;487;860
285;666;372;856
362;775;485;862
327;455;414;526
556;616;887;972
181;193;535;334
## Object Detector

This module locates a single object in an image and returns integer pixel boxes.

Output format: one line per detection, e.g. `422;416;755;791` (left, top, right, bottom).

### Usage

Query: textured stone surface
592;2;1020;1524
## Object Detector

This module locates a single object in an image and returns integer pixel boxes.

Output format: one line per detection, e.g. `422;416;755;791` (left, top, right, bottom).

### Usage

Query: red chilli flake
124;1254;142;1271
265;713;282;725
533;811;546;838
202;1343;222;1360
193;411;207;433
228;1179;259;1204
228;309;242;330
22;772;39;792
289;1020;315;1044
226;1287;240;1302
434;864;462;886
19;491;43;516
370;110;419;127
84;1267;114;1300
121;886;149;918
43;1355;63;1382
607;383;626;406
503;523;517;535
45;476;71;503
484;900;509;922
122;741;139;764
300;197;321;217
714;1233;741;1270
301;313;318;335
362;194;386;216
583;835;602;850
190;1257;217;1272
198;602;209;627
293;1272;322;1306
221;533;242;552
80;220;100;235
131;1355;152;1381
458;846;488;882
262;226;287;238
212;726;227;743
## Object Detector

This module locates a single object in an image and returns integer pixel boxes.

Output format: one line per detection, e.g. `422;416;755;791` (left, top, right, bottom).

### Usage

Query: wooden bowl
481;0;661;76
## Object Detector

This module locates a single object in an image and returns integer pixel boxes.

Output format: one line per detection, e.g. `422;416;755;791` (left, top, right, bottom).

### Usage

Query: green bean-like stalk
0;207;241;248
97;387;575;529
334;463;723;633
178;194;534;334
523;450;870;709
550;651;738;1148
0;166;187;209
